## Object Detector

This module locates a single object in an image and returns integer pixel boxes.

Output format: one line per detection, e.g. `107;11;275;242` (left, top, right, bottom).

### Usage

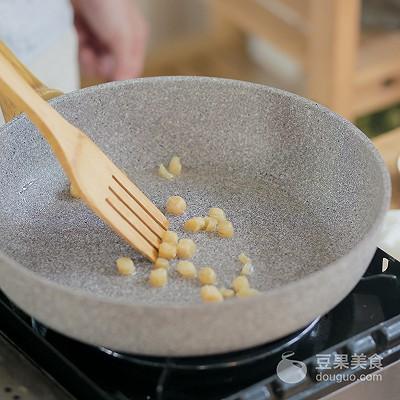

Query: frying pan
0;68;390;356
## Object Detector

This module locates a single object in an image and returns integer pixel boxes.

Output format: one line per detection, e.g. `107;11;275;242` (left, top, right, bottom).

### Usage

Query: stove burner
1;248;399;400
98;317;320;371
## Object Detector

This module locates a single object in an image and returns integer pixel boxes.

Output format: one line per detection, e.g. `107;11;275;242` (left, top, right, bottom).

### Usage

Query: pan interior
0;78;386;305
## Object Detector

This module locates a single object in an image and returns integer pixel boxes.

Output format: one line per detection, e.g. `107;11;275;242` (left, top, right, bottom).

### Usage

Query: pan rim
0;76;391;311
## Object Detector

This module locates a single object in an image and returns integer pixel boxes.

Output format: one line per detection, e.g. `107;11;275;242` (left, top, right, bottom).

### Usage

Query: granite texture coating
0;77;391;355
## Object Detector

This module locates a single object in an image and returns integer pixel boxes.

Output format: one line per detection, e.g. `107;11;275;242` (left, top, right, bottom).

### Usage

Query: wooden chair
144;0;400;121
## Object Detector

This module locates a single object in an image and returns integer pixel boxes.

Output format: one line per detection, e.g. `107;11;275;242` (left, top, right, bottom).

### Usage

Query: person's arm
71;0;148;80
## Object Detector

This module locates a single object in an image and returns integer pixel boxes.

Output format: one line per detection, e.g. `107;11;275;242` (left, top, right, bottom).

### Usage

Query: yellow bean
159;164;174;180
238;253;251;265
177;238;196;259
149;268;168;287
116;257;135;276
168;155;182;176
158;242;177;260
176;261;197;278
198;267;217;285
232;276;250;292
200;285;224;303
162;230;178;245
217;220;234;238
166;196;187;215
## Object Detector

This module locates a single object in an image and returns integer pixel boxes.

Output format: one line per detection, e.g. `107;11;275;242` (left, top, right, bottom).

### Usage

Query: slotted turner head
68;136;169;261
0;43;168;261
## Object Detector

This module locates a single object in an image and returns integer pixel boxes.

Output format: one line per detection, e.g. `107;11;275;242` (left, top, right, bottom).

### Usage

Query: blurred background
81;0;400;139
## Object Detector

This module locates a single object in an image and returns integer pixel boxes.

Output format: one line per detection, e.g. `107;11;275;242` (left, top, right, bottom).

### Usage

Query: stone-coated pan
0;77;390;356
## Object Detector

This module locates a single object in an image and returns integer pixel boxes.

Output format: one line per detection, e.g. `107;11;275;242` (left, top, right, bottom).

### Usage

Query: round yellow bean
200;285;224;303
158;242;177;260
149;268;168;287
176;261;197;278
232;276;250;292
217;220;234;238
177;238;196;259
116;257;135;276
166;196;187;215
162;230;178;245
198;267;217;285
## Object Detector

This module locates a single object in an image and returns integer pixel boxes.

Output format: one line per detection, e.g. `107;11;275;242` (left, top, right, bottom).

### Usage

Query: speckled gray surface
0;77;391;355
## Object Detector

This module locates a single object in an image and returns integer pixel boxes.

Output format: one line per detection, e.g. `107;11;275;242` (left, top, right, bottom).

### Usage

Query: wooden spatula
0;48;168;262
0;41;63;122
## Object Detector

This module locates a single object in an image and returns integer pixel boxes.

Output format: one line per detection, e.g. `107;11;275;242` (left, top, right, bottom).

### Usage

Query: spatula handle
0;42;62;122
0;50;74;145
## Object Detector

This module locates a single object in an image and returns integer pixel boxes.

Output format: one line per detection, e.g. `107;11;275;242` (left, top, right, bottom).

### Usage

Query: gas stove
1;248;400;400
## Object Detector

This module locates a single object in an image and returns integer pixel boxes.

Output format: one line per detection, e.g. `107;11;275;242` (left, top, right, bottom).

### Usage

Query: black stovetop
1;248;400;400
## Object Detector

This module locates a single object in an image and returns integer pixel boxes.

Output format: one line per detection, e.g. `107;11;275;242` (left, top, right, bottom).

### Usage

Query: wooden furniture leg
306;0;361;120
